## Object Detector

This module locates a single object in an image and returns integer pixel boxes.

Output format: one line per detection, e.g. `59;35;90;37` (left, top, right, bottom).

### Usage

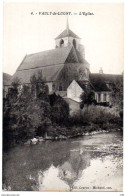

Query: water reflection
3;132;123;191
58;149;91;191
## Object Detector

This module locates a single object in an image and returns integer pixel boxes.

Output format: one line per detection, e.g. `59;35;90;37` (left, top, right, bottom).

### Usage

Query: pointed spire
66;16;69;34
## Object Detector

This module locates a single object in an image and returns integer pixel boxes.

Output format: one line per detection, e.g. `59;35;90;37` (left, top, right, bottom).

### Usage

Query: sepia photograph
2;1;124;193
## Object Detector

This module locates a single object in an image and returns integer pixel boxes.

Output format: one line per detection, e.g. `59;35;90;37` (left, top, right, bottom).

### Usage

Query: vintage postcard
1;0;124;194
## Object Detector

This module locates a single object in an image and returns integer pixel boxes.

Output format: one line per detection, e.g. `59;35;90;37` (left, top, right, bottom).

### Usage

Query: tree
110;78;123;113
30;71;49;101
11;77;20;89
18;85;31;103
80;89;96;108
7;77;20;103
51;96;69;124
3;73;51;150
9;97;51;139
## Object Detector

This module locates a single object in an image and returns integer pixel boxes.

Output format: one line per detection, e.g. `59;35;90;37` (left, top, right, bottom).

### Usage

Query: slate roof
90;73;122;83
101;74;122;83
55;29;80;40
12;46;72;83
12;46;89;84
89;73;122;92
76;80;88;91
75;50;89;68
12;64;64;84
17;46;72;71
75;73;123;92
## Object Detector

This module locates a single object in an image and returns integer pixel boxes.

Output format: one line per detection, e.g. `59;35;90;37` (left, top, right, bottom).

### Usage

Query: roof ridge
64;46;79;63
90;73;122;76
27;46;72;57
17;54;27;70
17;46;72;71
72;47;79;62
51;65;64;80
27;47;62;57
55;28;81;40
63;46;73;63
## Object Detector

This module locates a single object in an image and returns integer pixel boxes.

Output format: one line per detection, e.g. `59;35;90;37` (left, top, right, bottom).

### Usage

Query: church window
52;83;55;91
98;93;101;102
73;39;76;48
95;94;98;101
60;39;64;47
79;68;84;80
85;69;87;75
59;84;63;91
104;93;107;102
86;69;89;77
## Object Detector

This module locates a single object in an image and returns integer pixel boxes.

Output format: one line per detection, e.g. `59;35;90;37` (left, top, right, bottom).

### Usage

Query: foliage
110;77;123;110
49;93;60;106
10;98;51;139
18;85;31;103
7;78;20;103
30;70;49;101
3;73;51;150
51;96;69;124
80;89;96;108
67;105;122;128
11;77;20;89
3;100;12;150
3;71;70;150
3;72;123;151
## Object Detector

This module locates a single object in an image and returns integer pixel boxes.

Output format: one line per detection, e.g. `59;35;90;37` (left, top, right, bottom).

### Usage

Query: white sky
3;2;124;75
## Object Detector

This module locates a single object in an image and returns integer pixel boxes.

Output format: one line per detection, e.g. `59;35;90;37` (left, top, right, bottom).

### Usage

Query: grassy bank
3;86;123;149
46;105;123;138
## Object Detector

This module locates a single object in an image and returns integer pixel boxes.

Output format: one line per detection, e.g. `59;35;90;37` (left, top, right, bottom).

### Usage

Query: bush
51;96;69;124
80;89;96;107
47;125;68;137
10;98;51;138
67;105;122;128
3;78;51;150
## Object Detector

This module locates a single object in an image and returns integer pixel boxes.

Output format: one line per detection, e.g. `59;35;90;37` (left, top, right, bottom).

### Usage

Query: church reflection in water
3;132;123;191
34;146;91;191
57;149;91;190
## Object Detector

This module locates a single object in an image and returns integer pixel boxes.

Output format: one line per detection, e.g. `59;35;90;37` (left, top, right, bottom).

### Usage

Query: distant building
3;73;12;98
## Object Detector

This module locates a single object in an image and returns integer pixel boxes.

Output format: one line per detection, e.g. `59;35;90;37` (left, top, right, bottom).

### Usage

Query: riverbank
24;127;122;145
3;98;123;151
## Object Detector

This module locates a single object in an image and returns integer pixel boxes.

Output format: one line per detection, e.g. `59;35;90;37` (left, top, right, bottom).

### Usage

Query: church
12;19;89;93
5;18;122;110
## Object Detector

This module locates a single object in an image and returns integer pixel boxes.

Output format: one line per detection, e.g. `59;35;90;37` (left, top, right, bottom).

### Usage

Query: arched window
59;84;62;91
52;83;55;91
95;94;98;101
73;39;76;48
60;39;64;47
104;93;107;102
85;69;88;77
98;93;101;102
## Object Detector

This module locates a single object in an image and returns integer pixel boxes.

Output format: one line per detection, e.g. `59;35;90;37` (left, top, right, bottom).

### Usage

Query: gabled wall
67;80;84;102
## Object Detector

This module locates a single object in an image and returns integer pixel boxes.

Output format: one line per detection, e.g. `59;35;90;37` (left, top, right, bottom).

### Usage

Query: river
3;131;123;191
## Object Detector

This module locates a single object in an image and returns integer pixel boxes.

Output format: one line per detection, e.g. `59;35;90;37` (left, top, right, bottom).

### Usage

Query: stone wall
67;80;83;102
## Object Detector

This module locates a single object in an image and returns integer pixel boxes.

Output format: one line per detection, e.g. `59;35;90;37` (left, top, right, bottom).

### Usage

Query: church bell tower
55;17;83;51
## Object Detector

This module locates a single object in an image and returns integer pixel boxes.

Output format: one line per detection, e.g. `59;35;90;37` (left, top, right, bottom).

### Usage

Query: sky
3;2;124;75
